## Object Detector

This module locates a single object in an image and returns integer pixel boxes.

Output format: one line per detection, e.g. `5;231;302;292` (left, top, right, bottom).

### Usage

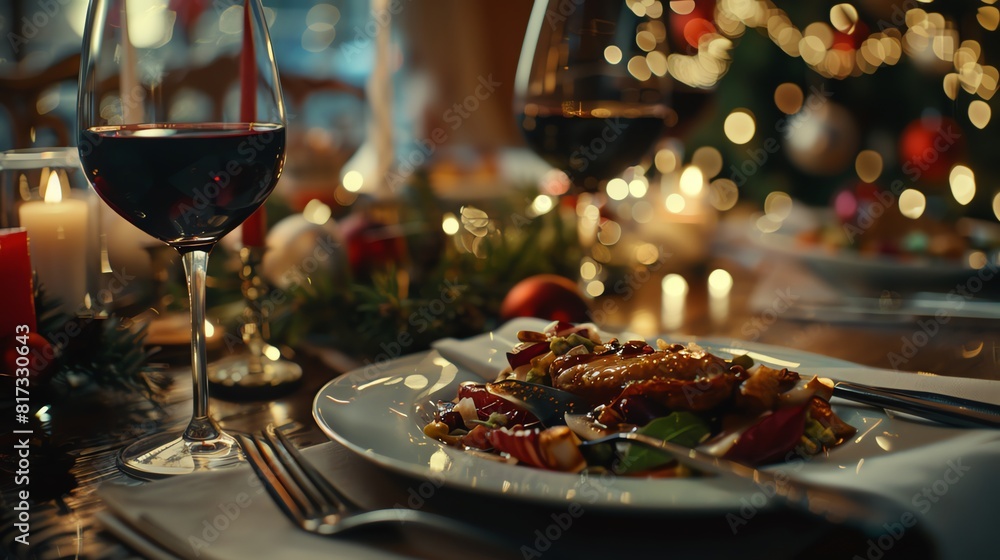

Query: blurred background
3;0;1000;349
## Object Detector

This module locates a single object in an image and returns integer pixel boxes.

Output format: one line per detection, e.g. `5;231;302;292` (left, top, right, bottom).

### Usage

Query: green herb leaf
618;412;710;474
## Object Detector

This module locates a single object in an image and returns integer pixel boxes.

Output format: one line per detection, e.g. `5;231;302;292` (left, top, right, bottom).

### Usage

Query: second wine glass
77;0;286;478
514;0;673;194
514;1;677;297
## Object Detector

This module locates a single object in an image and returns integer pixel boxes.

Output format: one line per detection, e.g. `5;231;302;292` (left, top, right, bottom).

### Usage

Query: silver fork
234;425;513;548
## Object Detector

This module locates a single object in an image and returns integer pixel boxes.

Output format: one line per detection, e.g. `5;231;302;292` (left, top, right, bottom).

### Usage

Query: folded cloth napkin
433;317;1000;560
98;444;409;560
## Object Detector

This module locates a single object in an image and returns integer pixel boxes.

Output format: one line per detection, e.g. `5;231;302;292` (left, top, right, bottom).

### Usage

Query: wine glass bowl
514;0;673;193
77;0;285;478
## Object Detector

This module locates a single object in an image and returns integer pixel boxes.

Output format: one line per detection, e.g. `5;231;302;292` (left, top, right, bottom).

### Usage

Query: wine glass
514;0;673;194
514;1;680;294
77;0;285;478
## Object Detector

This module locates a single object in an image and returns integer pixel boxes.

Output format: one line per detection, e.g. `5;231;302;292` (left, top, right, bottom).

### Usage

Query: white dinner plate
312;319;979;513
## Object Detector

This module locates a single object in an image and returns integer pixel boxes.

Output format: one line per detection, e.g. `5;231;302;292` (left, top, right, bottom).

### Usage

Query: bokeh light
855;150;884;182
774;83;804;114
899;189;927;219
724;109;756;144
607;178;629;201
969;100;992;128
764;191;793;221
655;148;678;174
692;146;723;178
343;170;363;192
604;45;623;64
441;213;460;235
949;165;976;205
708;179;739;211
679;166;704;196
665;193;687;213
707;268;734;298
830;4;859;34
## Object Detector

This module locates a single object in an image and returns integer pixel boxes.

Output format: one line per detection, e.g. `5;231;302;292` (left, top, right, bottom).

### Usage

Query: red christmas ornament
898;117;963;183
669;0;716;50
1;333;56;387
339;212;407;277
832;20;869;51
500;274;590;324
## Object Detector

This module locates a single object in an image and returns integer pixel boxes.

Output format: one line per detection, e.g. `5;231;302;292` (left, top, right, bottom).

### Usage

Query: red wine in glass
517;109;667;192
77;0;286;478
81;123;285;249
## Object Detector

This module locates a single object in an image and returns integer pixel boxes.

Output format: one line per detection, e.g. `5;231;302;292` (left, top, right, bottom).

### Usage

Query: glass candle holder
0;147;103;317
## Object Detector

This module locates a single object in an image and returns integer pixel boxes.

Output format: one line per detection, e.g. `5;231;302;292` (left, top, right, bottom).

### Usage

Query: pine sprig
32;282;166;402
266;181;581;357
54;317;166;398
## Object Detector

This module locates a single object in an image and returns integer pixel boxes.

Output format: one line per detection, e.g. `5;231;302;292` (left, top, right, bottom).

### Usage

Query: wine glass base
117;429;243;480
207;354;303;400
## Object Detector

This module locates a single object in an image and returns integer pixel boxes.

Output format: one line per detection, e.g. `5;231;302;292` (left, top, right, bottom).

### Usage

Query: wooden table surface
2;252;997;559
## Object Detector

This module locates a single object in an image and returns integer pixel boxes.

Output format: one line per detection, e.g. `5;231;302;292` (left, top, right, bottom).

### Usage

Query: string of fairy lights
540;0;1000;298
627;0;1000;229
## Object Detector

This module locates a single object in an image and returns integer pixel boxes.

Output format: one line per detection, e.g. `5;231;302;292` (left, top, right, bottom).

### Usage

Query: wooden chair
0;51;365;150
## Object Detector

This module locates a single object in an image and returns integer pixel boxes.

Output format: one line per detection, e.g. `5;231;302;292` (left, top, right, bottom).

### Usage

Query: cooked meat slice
552;346;735;407
616;373;740;412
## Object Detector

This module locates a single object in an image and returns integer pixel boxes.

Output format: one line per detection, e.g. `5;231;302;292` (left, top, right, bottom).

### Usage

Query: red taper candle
0;229;38;334
239;0;266;248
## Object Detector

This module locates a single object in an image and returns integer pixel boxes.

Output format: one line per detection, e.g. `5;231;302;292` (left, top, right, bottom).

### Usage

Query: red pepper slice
457;383;539;426
722;403;809;466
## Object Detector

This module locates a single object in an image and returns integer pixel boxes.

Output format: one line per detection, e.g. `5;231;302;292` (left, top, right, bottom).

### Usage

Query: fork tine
267;425;357;513
234;433;311;528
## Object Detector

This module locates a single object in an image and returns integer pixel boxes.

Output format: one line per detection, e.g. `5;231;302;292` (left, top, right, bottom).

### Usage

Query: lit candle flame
43;171;63;203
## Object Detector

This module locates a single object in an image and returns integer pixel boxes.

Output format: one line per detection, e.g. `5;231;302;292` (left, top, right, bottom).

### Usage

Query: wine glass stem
180;248;223;442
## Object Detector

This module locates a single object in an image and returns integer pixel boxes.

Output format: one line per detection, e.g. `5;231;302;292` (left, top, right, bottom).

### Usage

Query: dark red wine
518;111;665;191
80;123;285;250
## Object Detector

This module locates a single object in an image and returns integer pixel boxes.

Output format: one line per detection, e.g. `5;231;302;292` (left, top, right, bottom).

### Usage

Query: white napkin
98;444;409;560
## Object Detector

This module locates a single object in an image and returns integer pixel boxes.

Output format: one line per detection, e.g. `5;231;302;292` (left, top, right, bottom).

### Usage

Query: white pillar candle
18;171;89;314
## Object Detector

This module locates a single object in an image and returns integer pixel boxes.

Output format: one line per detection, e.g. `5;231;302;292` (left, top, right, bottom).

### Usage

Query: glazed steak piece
550;344;742;409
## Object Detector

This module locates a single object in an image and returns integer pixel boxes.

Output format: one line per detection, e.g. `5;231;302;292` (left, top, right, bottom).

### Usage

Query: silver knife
832;381;1000;429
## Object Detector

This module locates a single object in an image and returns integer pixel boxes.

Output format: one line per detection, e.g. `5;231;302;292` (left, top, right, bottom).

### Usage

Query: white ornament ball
783;98;859;176
261;214;348;290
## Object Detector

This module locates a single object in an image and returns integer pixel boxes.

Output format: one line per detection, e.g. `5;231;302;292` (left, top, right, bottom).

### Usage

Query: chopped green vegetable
618;412;710;474
469;412;509;429
549;333;595;355
801;415;836;453
525;369;549;385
